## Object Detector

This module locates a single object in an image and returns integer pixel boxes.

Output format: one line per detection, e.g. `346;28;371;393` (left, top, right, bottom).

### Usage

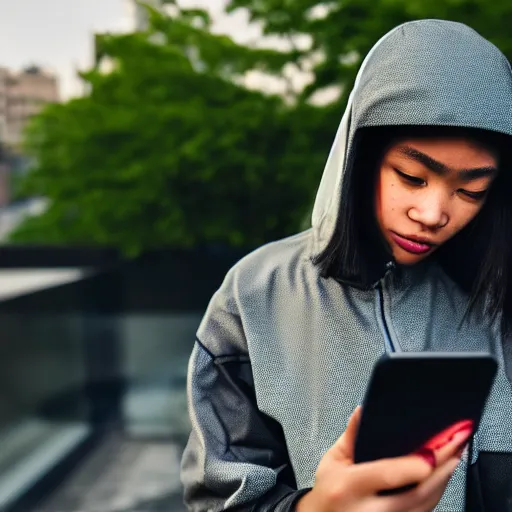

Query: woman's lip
390;232;434;254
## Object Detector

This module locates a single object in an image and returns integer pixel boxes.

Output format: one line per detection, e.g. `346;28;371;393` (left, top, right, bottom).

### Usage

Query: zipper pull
371;261;396;290
385;260;395;271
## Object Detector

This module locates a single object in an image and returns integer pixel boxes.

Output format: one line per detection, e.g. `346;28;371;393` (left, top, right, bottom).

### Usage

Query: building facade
0;66;59;148
0;68;9;144
0;65;58;208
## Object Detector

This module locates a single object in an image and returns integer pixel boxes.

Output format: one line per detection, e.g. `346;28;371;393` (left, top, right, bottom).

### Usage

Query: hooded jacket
181;20;512;511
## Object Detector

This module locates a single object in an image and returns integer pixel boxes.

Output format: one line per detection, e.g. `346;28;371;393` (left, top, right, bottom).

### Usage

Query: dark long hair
313;125;512;335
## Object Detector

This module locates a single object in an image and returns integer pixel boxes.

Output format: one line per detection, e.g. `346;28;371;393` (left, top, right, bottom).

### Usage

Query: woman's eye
459;189;488;200
394;169;425;186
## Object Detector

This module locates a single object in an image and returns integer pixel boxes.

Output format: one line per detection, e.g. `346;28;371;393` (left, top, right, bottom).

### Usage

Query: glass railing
0;246;245;512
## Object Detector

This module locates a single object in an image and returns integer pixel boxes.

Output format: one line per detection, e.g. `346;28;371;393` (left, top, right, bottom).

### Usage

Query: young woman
181;19;512;511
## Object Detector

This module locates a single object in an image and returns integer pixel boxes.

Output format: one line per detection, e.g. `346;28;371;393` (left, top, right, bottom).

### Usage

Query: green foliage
11;5;325;255
227;0;512;106
12;0;512;255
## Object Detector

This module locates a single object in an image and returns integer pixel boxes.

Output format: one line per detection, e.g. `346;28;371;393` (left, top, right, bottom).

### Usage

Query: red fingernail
414;447;436;468
450;421;474;439
433;425;474;450
449;427;473;446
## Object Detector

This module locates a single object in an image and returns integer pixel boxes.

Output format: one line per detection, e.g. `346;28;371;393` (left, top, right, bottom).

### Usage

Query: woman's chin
392;246;434;266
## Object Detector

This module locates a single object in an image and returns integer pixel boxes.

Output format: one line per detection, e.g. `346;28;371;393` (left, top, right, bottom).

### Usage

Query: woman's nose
407;193;449;229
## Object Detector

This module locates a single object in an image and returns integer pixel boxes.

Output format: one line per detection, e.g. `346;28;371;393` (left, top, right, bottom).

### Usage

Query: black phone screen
354;352;498;464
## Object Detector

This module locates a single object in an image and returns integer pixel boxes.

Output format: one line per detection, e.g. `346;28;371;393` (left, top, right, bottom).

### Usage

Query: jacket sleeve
180;273;311;511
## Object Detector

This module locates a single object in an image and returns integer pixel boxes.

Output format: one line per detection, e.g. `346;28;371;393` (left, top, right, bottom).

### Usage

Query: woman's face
375;136;499;266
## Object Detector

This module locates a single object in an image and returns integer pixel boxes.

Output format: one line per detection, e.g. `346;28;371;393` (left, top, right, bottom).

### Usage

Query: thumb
331;406;362;463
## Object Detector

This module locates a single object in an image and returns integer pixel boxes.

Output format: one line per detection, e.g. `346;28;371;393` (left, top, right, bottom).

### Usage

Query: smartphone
354;352;498;466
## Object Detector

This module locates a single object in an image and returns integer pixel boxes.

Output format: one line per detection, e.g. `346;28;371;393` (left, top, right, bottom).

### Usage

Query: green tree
15;1;510;255
10;4;325;255
227;0;512;108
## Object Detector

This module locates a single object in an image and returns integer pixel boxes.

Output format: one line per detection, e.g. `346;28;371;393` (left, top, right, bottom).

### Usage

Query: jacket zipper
377;281;397;353
378;265;472;507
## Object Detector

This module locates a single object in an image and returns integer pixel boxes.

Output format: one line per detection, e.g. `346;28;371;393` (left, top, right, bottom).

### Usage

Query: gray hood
312;19;512;257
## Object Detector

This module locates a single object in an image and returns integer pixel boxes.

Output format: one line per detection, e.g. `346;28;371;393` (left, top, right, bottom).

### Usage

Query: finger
331;406;362;462
414;456;461;512
420;420;473;463
344;453;433;495
381;456;461;512
406;422;472;472
430;426;473;467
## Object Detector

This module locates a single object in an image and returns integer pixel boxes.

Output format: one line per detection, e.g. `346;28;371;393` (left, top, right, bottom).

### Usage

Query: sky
0;0;260;100
0;0;132;98
0;0;320;102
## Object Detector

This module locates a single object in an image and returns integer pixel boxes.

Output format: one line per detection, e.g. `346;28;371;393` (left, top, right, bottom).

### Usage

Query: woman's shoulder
226;230;315;287
197;230;316;354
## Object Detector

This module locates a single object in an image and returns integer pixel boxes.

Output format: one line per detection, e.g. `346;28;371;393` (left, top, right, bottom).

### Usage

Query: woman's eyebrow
457;166;497;181
396;145;498;181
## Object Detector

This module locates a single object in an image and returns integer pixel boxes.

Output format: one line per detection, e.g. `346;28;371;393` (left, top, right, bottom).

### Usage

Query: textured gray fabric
181;19;512;511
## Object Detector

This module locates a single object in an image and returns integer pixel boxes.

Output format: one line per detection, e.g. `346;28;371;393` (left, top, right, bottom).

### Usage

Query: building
0;66;58;209
0;65;59;149
0;68;9;144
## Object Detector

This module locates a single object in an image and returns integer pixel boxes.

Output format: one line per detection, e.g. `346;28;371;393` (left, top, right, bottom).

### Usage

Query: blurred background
0;1;511;511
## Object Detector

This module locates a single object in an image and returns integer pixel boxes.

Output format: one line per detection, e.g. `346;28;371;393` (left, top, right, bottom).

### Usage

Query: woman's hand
296;407;472;512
